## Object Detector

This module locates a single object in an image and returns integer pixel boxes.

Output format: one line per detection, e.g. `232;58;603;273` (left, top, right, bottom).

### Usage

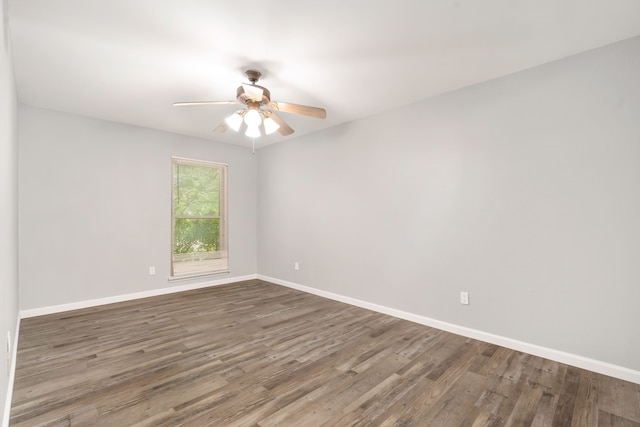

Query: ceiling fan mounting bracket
245;69;262;84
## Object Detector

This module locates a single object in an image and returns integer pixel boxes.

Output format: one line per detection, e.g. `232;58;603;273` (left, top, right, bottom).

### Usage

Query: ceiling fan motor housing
236;84;271;106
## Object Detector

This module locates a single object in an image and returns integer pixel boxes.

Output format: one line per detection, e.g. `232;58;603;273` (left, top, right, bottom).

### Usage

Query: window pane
173;163;220;216
172;218;227;275
174;218;220;254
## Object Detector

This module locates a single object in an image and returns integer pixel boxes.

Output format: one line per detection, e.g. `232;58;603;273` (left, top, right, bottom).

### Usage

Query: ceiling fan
174;70;326;137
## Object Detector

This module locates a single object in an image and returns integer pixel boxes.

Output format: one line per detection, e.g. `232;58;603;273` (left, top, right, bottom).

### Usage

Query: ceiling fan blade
270;101;326;119
173;101;237;107
242;84;264;102
213;121;228;134
267;111;294;136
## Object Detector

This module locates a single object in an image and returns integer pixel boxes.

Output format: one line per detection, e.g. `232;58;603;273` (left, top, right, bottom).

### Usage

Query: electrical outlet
149;266;156;275
294;262;299;271
460;291;469;305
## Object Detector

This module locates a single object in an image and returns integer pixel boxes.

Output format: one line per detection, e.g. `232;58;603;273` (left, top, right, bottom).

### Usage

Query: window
171;157;228;278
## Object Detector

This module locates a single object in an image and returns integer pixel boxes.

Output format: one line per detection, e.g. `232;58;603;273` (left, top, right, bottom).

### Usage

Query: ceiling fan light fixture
245;125;261;138
243;108;262;128
263;117;280;135
224;112;243;132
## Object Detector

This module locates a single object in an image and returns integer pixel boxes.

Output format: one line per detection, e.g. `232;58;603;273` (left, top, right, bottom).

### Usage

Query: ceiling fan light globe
263;117;280;135
243;109;262;127
245;125;261;138
225;112;243;132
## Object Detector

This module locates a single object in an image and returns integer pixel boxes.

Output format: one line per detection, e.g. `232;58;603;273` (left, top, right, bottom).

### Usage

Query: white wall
257;36;640;372
0;0;19;421
19;107;257;310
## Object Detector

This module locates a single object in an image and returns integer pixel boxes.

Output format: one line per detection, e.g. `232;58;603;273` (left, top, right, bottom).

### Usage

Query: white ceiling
8;0;640;148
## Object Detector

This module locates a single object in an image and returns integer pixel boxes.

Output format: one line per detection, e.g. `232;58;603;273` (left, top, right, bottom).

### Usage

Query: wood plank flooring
9;279;640;426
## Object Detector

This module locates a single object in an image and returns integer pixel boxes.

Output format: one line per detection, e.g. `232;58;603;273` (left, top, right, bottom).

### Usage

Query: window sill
168;270;230;282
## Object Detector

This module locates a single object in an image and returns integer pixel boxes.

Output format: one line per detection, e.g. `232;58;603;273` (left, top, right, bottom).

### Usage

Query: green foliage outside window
173;163;222;255
173;218;220;254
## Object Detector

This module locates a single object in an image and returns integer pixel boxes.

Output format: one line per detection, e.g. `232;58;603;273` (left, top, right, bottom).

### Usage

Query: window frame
170;156;228;279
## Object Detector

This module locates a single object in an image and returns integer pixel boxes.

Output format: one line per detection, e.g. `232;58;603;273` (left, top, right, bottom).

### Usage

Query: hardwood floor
9;279;640;426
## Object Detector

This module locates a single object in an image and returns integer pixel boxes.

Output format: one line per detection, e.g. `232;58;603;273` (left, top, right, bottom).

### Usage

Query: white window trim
170;156;229;279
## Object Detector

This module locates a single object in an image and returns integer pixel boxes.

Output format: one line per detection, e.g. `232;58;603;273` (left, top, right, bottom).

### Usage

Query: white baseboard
20;274;258;319
2;316;20;427
258;275;640;385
